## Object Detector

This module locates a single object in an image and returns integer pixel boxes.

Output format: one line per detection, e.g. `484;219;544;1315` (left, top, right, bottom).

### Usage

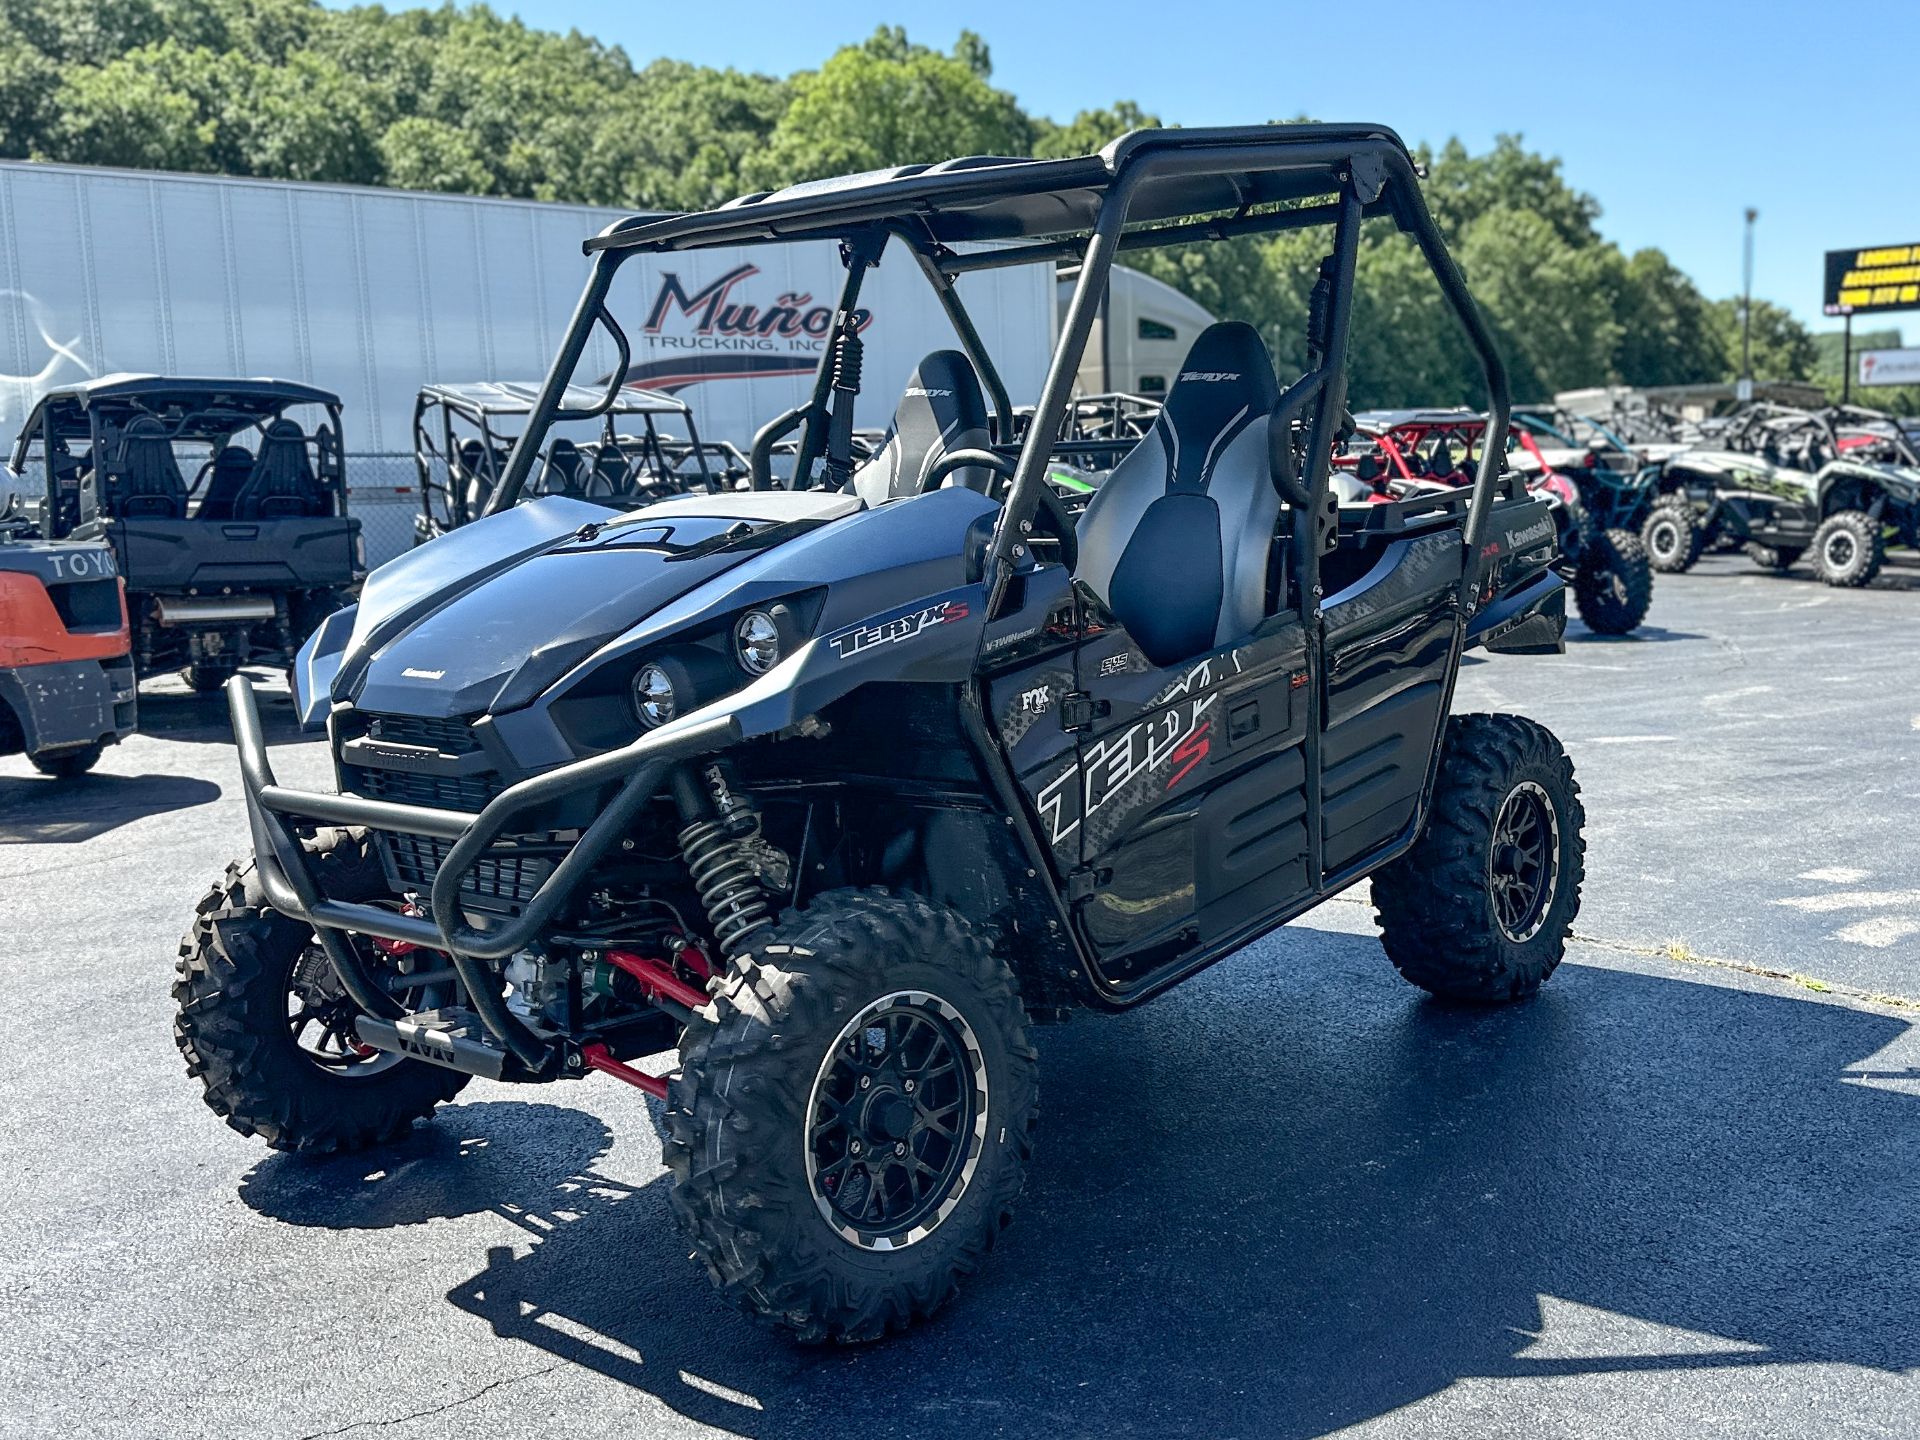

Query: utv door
1063;616;1312;986
1318;528;1463;873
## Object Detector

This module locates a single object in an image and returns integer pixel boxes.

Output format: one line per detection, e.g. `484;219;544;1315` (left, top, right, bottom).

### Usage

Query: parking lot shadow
236;936;1919;1437
134;681;314;747
0;771;221;843
1568;624;1706;644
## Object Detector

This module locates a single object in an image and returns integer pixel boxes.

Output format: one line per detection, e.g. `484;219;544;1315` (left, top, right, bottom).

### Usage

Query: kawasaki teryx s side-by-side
4;376;364;689
1640;402;1920;586
1341;409;1653;635
413;382;726;545
176;125;1587;1343
0;472;137;775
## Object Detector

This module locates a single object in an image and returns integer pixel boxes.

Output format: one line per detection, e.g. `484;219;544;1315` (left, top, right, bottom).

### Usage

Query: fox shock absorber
672;761;774;955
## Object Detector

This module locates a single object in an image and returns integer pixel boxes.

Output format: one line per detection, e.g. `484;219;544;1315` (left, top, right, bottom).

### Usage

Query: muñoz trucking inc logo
624;264;875;392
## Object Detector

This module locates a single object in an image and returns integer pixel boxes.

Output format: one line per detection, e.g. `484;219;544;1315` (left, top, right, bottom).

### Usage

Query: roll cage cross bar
482;128;1511;622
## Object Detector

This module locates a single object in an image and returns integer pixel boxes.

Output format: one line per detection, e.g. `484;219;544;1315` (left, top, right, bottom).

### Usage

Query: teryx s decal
828;599;970;660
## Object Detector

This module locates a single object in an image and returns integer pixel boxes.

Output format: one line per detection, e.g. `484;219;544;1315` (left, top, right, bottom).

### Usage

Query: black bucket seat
196;444;255;521
234;419;320;519
850;351;992;506
1075;322;1282;667
110;417;189;519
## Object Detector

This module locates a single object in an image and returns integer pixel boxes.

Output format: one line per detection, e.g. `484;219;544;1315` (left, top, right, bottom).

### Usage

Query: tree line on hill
5;5;1888;411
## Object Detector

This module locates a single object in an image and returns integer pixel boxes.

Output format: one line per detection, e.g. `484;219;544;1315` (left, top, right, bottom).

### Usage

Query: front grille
337;709;546;914
353;764;500;813
384;832;552;909
363;712;479;754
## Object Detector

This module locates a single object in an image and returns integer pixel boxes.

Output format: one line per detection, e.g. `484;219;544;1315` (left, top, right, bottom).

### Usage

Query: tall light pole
1739;207;1758;401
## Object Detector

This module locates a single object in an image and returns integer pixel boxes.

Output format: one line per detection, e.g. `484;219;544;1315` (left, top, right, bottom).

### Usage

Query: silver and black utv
177;125;1587;1343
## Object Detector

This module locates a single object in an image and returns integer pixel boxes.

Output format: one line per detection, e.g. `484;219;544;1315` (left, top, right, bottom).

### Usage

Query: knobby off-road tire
666;889;1038;1343
173;828;468;1152
1641;503;1702;573
1811;510;1882;588
1373;714;1585;1002
183;660;239;693
1572;528;1653;635
1745;542;1804;573
29;741;103;778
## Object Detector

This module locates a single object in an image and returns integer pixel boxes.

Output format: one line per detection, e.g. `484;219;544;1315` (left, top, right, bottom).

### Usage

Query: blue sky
441;1;1914;337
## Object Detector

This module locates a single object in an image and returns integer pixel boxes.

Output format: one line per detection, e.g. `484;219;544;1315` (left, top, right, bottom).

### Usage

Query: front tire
1641;503;1701;573
1373;714;1585;1002
173;829;468;1152
666;890;1038;1343
30;741;103;778
1572;528;1653;634
1811;510;1882;587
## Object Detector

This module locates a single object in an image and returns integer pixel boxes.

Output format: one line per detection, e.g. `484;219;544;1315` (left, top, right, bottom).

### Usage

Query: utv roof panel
588;124;1415;255
421;381;692;418
36;373;341;409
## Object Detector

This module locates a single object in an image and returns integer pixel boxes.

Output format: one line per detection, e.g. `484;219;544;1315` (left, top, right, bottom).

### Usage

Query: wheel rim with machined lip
804;990;989;1251
1488;781;1560;944
1824;529;1857;570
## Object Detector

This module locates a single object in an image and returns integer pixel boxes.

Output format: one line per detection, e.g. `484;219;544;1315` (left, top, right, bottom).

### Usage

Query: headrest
892;350;988;444
1154;323;1281;490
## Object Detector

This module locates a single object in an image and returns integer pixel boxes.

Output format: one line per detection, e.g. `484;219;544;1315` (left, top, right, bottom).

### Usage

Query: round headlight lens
632;662;677;728
734;609;783;675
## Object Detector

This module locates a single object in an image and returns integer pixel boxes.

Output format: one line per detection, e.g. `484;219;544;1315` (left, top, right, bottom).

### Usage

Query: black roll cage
413;384;716;531
21;388;346;535
482;125;1511;625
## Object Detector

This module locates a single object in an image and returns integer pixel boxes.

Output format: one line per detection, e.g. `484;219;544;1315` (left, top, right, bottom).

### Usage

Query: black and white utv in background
412;381;730;544
176;125;1587;1343
1640;403;1920;586
4;376;363;689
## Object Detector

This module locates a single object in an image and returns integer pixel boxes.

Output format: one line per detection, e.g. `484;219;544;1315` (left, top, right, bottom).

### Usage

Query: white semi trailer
0;160;1210;562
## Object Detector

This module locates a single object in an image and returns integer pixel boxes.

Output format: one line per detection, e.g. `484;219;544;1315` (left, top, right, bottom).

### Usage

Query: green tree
1421;134;1602;249
1707;297;1817;382
48;40;221;172
745;28;1031;188
1032;101;1160;159
379;115;491;194
1610;247;1726;387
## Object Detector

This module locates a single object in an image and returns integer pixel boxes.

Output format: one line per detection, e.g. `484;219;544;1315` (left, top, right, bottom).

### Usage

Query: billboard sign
1824;244;1920;316
1857;348;1920;388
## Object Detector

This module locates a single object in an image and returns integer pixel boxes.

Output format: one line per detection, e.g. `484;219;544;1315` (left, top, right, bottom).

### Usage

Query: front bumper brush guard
226;677;738;1075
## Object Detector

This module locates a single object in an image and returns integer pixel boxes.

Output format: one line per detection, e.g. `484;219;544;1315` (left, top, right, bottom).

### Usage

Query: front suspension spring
679;815;773;955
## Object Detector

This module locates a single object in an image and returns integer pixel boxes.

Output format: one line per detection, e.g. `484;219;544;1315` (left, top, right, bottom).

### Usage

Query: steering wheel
920;448;1079;573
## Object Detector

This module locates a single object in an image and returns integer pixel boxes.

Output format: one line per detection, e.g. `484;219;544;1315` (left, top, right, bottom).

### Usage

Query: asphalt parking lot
3;554;1915;1439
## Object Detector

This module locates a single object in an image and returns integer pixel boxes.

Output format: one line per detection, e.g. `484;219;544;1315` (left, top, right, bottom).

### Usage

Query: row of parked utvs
8;121;1913;1340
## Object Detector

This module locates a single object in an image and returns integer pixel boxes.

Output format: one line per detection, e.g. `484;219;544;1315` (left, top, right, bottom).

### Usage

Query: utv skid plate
226;676;735;1083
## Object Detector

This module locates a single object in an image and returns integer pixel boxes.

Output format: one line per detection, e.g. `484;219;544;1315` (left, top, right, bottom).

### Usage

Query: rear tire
30;741;103;778
1811;510;1882;587
173;828;468;1153
183;661;238;693
1641;503;1701;573
1745;543;1804;573
1572;528;1653;634
666;889;1038;1342
1373;714;1585;1002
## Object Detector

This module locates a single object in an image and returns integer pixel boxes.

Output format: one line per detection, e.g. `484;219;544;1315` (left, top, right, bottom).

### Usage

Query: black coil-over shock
820;319;865;492
670;762;773;955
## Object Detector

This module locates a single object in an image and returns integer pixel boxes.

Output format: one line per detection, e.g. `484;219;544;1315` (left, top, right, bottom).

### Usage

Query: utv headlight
632;661;678;728
734;608;787;675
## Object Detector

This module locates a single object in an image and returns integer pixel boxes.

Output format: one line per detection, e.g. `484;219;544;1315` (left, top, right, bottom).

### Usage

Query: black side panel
1196;746;1309;942
1321;604;1453;872
1068;617;1311;981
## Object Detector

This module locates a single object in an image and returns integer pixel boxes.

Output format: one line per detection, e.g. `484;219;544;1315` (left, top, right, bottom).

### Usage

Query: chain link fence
345;453;425;568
